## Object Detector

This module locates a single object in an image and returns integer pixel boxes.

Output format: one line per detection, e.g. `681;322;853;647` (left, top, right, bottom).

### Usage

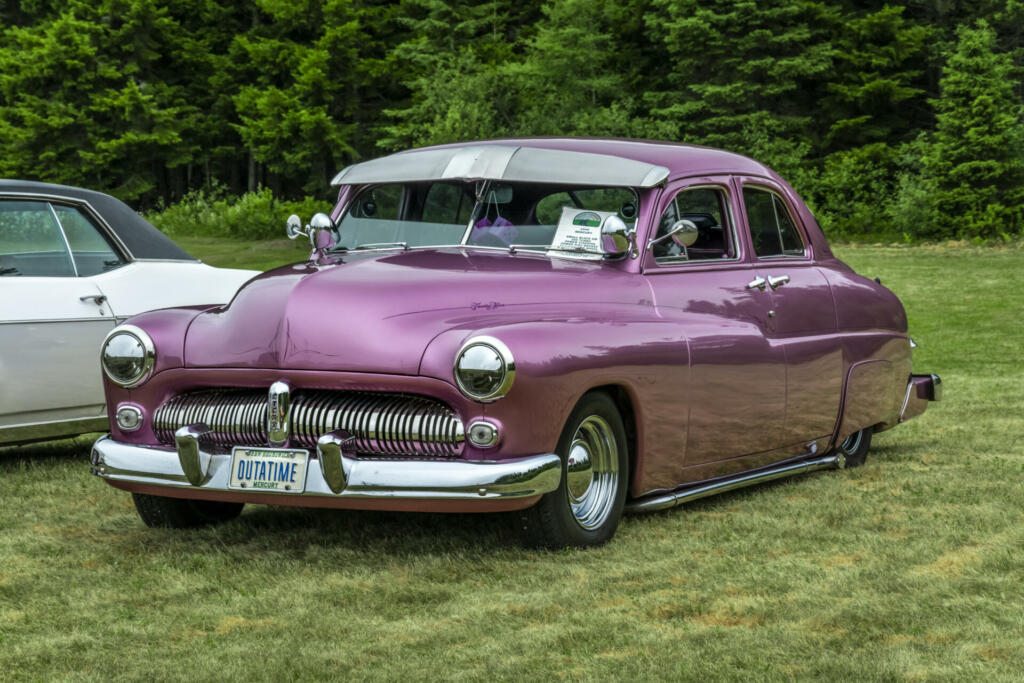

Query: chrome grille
153;389;465;457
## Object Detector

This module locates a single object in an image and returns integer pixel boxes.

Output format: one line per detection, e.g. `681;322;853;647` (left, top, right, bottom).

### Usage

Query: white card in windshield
548;207;617;260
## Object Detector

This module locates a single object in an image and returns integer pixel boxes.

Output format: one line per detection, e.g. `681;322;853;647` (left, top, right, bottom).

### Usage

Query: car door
642;178;788;480
0;198;120;440
736;179;842;450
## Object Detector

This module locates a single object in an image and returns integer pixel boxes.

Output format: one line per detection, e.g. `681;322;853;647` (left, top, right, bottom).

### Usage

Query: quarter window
742;188;805;258
653;187;734;263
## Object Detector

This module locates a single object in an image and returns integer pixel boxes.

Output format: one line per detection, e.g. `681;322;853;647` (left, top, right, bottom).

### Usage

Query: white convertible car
1;180;258;445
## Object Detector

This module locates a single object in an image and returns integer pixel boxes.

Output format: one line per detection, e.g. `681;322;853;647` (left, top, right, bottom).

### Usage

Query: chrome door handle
747;276;767;291
80;294;107;305
767;275;790;290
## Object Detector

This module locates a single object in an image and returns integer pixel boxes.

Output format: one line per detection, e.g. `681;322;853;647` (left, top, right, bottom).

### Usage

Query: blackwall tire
836;427;873;468
131;493;244;528
518;391;629;549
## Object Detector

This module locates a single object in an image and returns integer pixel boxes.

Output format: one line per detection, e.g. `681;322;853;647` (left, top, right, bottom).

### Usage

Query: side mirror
286;213;336;255
286;214;307;240
668;219;699;248
647;219;699;253
601;215;637;258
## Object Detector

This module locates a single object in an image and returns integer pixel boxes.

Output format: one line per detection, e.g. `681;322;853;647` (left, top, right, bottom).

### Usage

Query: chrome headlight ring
453;336;515;402
100;324;156;388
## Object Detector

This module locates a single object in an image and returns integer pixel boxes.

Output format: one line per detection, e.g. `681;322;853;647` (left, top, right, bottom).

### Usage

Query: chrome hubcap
565;415;619;530
840;430;863;454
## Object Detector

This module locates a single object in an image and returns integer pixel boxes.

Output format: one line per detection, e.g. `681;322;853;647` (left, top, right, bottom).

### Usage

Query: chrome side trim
0;318;117;325
625;454;841;514
91;436;562;501
0;416;108;445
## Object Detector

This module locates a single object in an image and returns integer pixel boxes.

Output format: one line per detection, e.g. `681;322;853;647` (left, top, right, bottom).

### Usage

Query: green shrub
810;143;901;241
147;188;332;240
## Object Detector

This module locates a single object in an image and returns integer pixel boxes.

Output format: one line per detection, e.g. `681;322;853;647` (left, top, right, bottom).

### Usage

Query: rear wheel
132;493;244;528
518;392;629;548
836;427;872;468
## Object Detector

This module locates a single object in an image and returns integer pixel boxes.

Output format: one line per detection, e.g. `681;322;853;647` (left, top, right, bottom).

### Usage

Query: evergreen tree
504;0;650;138
822;5;931;151
645;0;837;157
896;21;1024;240
377;0;527;149
0;1;197;200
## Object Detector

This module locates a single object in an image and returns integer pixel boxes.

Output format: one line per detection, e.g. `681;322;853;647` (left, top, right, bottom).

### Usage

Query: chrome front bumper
90;435;562;502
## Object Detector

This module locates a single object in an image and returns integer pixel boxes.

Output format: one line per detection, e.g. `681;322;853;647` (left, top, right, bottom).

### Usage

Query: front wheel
518;392;629;548
132;493;244;528
836;427;872;468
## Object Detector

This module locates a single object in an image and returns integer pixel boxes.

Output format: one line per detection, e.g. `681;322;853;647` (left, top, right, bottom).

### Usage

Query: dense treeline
1;0;1022;240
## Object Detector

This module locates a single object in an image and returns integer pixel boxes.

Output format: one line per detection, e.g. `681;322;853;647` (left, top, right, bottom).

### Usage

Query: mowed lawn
2;241;1022;681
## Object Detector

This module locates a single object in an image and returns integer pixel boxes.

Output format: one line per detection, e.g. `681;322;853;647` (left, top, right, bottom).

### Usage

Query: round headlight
101;325;155;388
454;336;515;402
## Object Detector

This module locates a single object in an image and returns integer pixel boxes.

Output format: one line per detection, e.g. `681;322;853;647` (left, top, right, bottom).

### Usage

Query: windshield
333;181;639;252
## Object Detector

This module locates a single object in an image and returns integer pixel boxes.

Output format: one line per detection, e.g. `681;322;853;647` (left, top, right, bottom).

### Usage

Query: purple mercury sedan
91;138;940;547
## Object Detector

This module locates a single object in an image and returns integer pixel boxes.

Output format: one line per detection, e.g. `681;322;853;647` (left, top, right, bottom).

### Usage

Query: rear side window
742;188;805;258
0;200;75;277
53;205;125;276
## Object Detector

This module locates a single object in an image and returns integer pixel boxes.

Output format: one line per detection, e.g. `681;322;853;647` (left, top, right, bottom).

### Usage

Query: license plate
229;446;309;493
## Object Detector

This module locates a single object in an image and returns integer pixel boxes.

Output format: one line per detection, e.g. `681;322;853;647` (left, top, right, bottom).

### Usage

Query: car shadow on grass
111;504;525;558
0;433;98;470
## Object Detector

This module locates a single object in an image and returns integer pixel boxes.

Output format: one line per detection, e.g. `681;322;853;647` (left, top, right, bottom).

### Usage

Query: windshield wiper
0;267;19;276
351;242;409;252
507;244;607;258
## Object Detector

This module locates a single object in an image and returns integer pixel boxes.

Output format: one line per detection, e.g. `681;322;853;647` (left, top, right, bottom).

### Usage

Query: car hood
183;248;652;374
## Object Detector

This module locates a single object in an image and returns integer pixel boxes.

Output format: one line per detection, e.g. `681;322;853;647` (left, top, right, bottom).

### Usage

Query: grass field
2;240;1022;681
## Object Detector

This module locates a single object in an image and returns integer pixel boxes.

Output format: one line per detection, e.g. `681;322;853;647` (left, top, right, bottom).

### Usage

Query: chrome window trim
650;183;741;267
101;324;156;388
131;258;203;264
453;335;516;403
740;184;809;260
333;182;642;258
45;201;80;276
0;191;157;263
0;416;109;445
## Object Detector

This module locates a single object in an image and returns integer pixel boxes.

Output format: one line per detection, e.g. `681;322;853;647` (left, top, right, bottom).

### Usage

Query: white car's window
53;204;126;276
743;187;805;258
653;187;735;263
0;200;76;277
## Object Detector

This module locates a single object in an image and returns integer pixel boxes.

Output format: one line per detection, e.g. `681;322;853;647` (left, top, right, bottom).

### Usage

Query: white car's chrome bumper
90;435;562;502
